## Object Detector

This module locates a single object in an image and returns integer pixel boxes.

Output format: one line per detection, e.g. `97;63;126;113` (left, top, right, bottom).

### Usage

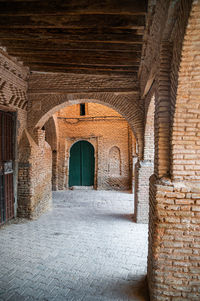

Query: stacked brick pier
148;176;200;300
134;160;154;223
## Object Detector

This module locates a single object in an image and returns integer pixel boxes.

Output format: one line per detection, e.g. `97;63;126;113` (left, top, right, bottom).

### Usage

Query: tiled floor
0;190;148;301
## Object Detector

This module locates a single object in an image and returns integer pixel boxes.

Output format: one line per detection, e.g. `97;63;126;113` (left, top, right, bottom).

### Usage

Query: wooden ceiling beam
19;55;140;66
0;1;147;16
4;44;142;53
7;49;141;60
28;62;139;70
29;65;138;76
0;14;145;29
0;28;143;42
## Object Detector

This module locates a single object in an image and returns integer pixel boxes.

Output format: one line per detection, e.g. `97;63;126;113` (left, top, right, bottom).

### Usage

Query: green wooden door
69;141;94;187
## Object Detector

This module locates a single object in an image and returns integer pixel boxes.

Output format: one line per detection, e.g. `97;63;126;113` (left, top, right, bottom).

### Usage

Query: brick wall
143;0;199;299
18;129;52;218
44;116;59;190
148;176;200;300
55;103;135;191
134;160;154;223
27;72;144;159
171;0;200;182
0;49;29;218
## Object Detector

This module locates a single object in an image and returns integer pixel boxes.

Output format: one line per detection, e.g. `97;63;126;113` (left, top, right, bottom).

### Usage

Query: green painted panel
69;141;81;187
69;140;94;187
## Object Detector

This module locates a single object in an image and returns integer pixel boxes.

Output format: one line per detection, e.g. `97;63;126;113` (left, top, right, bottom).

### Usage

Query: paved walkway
0;190;148;301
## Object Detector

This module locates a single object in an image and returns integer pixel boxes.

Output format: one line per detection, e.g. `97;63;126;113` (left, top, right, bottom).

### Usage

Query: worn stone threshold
70;186;94;190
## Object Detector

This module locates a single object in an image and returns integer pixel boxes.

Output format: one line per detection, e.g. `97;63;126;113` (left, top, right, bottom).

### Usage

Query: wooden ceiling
0;0;147;76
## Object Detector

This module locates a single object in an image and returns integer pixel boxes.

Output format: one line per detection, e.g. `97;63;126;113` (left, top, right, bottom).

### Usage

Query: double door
69;140;94;187
0;111;14;224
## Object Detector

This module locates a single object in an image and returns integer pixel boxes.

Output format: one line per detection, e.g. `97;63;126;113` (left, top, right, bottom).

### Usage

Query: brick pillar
155;42;172;178
148;176;200;300
134;160;154;223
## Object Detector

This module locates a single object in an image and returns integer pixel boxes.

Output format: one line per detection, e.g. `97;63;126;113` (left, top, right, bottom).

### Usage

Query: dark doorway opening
0;110;14;224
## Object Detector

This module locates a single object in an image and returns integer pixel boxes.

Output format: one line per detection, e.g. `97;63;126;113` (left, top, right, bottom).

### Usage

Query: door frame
0;107;17;224
64;136;99;190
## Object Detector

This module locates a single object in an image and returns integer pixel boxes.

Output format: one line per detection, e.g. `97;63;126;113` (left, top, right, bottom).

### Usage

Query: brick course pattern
144;0;200;299
54;103;134;191
148;176;200;300
18;129;52;218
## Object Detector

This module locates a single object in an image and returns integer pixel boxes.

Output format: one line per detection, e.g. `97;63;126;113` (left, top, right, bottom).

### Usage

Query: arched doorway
69;140;94;187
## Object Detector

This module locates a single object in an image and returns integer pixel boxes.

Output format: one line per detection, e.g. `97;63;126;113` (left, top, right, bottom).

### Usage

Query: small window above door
80;103;86;116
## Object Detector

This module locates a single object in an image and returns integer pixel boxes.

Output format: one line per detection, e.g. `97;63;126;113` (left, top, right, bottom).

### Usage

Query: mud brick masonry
0;0;200;300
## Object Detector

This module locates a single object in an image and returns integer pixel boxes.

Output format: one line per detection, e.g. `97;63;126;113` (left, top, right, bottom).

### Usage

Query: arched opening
49;102;136;192
28;93;144;160
69;140;95;188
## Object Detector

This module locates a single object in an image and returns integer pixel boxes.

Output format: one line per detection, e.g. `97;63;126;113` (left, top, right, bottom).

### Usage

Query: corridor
0;191;148;301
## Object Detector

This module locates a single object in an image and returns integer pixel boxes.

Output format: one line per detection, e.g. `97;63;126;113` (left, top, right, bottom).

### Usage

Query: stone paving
0;190;149;301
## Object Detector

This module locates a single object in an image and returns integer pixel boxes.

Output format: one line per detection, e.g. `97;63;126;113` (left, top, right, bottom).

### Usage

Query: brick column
134;160;154;223
148;176;200;300
155;42;172;178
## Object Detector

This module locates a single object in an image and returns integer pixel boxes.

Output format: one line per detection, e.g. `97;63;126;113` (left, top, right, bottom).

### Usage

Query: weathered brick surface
148;176;200;300
141;0;199;299
0;0;199;299
27;84;144;158
134;160;153;223
44;116;59;190
18;129;52;218
55;103;134;191
171;0;200;181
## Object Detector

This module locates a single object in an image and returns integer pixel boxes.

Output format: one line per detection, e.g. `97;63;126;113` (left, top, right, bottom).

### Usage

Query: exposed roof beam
0;1;147;16
0;14;145;29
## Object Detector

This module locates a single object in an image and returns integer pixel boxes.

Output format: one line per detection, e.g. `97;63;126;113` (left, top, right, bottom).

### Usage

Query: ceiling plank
0;1;147;16
29;65;138;76
0;28;143;43
0;14;145;29
19;54;140;66
7;49;141;60
4;43;142;53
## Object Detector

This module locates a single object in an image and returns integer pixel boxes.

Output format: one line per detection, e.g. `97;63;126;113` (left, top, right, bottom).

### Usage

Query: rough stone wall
18;129;52;218
56;103;134;191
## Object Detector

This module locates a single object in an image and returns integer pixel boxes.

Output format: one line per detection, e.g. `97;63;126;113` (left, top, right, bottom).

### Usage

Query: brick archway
28;92;144;159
